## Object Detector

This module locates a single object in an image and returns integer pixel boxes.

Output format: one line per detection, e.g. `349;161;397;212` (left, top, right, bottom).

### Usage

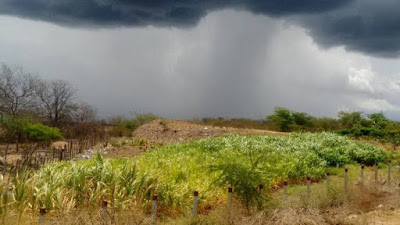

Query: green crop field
0;133;390;218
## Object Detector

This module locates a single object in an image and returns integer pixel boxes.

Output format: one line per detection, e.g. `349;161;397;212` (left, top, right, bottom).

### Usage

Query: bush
24;123;64;142
267;107;294;132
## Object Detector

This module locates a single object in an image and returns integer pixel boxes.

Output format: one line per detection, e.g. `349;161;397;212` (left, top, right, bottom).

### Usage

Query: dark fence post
388;161;392;184
192;191;199;217
344;168;349;192
283;181;288;200
227;187;232;220
360;164;364;184
39;207;46;224
152;194;157;225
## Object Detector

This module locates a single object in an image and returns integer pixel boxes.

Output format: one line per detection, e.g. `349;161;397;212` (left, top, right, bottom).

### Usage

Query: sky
1;0;400;120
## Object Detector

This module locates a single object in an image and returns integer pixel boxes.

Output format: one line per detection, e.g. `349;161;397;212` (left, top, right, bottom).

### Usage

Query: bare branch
0;64;40;116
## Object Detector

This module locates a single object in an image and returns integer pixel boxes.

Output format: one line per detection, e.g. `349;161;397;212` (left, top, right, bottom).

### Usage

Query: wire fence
7;137;109;173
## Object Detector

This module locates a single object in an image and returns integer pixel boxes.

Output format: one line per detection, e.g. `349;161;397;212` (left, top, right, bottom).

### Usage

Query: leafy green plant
267;107;294;132
24;123;63;142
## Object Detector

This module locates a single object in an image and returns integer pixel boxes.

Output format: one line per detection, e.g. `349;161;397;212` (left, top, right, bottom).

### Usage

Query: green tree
0;114;30;152
368;112;389;130
338;111;371;129
292;112;313;127
267;107;294;132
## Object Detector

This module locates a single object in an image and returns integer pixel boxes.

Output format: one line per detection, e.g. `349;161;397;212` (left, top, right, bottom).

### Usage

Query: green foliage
292;112;313;127
267;108;317;132
199;110;397;135
368;112;389;130
1;133;388;215
267;107;294;132
0;115;30;141
338;111;371;129
0;114;63;144
24;123;63;142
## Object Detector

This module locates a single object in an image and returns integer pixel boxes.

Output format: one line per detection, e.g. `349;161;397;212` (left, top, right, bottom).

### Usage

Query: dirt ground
102;144;147;158
132;119;284;143
358;210;400;225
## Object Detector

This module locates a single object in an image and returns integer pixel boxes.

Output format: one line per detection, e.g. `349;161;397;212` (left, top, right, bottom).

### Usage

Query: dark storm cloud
300;0;400;57
0;0;351;27
2;0;400;57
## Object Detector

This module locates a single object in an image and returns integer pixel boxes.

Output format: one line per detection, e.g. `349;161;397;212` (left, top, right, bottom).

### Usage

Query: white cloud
391;80;400;91
347;67;374;94
357;99;399;111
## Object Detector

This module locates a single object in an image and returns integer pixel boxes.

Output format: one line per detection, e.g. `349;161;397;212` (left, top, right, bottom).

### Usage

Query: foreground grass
6;165;400;225
0;133;391;221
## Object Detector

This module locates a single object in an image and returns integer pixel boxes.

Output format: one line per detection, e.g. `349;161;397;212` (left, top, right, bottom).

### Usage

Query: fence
10;136;109;172
36;163;396;224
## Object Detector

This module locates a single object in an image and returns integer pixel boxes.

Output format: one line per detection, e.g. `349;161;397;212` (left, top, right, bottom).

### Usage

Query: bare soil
132;119;284;143
102;143;147;158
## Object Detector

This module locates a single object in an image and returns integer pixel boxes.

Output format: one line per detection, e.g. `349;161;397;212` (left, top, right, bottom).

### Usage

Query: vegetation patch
0;133;389;216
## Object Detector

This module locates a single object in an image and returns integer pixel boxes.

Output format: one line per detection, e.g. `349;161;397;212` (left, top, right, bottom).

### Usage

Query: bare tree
36;80;76;125
0;64;40;116
73;102;97;122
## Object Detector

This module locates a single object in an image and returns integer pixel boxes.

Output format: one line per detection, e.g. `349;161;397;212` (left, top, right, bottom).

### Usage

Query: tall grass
0;133;390;217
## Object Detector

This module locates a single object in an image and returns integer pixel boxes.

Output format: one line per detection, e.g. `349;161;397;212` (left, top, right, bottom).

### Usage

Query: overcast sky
1;0;400;120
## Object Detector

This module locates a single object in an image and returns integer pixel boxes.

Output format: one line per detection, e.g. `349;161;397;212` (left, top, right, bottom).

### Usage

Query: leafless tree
36;80;77;125
73;102;97;122
0;64;40;116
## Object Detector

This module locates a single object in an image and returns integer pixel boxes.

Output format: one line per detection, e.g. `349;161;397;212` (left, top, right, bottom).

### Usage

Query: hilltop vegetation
197;107;400;149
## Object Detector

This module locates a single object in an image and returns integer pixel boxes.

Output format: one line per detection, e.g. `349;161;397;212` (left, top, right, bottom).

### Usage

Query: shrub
24;123;63;142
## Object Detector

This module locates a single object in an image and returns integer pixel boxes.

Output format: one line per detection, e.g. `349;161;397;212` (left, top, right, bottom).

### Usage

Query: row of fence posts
36;163;394;224
12;138;108;171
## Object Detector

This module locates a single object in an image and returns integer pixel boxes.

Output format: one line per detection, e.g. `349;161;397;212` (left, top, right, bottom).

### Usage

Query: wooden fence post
59;149;64;161
101;200;108;224
152;194;157;225
360;164;364;184
344;168;349;192
16;159;20;171
283;181;288;200
326;172;330;190
306;176;311;198
227;187;232;220
192;191;199;217
52;147;56;161
375;163;378;185
39;207;46;224
388;161;392;184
